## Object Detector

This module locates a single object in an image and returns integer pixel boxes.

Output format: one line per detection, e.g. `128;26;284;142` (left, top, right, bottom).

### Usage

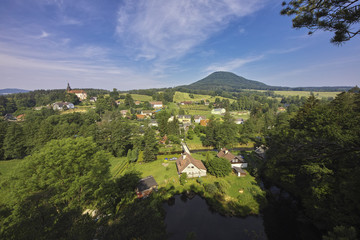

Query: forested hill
184;71;272;91
0;88;29;95
180;71;353;92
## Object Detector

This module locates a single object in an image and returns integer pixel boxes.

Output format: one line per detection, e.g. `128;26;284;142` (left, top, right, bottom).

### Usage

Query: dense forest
264;88;360;237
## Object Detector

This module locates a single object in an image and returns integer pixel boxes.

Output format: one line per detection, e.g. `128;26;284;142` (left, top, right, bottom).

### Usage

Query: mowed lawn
125;155;181;186
0;159;23;205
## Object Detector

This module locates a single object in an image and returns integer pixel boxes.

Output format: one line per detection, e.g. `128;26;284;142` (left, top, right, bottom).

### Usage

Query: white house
176;153;207;178
211;108;226;115
194;115;206;124
53;102;74;111
150;101;163;108
234;118;244;124
217;148;248;169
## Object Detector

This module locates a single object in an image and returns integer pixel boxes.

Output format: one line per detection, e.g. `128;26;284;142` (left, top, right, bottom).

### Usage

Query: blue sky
0;0;359;91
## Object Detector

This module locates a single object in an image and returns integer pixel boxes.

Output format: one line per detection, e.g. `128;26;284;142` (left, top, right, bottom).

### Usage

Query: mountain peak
186;72;269;91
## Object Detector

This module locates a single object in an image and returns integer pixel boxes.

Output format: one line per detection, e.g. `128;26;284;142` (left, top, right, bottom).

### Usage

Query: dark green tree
206;157;232;177
124;94;134;108
143;127;158;162
3;122;26;159
281;0;360;44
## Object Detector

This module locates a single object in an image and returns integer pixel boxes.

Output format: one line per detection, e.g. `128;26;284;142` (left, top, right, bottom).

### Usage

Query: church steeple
67;83;71;92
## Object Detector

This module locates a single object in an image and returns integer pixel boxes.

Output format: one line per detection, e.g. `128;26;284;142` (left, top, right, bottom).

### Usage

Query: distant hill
185;71;272;91
180;71;353;92
0;88;29;95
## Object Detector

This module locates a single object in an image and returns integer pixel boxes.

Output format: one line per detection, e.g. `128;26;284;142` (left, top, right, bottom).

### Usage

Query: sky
0;0;359;91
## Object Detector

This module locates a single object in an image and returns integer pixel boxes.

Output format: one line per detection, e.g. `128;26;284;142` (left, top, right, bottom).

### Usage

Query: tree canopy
281;0;360;44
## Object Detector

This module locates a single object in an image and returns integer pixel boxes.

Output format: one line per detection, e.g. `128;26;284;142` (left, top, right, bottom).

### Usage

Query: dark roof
137;176;158;192
233;167;246;174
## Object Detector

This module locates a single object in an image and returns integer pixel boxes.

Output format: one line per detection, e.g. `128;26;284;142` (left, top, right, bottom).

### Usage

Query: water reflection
164;194;266;240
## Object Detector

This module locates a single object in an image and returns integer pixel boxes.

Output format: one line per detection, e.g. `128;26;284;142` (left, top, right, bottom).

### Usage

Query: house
200;119;210;126
277;107;286;113
136;114;146;120
135;100;141;105
217;148;247;168
89;97;97;102
135;176;158;198
177;115;192;123
159;135;168;144
168;116;174;122
176;153;207;178
115;100;122;105
16;114;26;121
234;118;244;124
120;110;129;118
211;108;226;115
67;83;87;101
180;122;192;131
4;113;16;121
141;110;153;117
148;119;158;127
233;167;247;177
194;115;206;124
180;101;193;105
53;102;74;111
150;101;163;108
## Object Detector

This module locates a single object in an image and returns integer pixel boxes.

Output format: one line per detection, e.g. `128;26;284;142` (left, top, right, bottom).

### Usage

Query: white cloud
204;55;264;73
116;0;265;61
38;30;49;38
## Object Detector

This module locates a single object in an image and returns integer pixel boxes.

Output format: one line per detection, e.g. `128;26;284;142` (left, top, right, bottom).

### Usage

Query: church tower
67;83;71;92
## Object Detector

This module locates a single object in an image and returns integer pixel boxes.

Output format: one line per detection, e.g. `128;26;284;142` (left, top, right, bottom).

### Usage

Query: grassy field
256;90;341;98
125;156;180;186
0;159;23;205
119;93;153;102
174;91;235;103
186;134;254;150
109;157;129;178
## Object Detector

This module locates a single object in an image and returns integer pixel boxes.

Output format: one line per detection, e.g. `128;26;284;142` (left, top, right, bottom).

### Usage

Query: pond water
163;195;266;240
164;191;321;240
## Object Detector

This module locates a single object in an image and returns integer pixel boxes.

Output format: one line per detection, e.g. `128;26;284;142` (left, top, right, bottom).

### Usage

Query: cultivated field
256;90;341;98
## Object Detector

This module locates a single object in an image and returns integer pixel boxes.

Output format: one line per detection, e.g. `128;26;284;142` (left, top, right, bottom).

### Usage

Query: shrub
206;157;232;177
215;179;230;193
204;183;218;194
180;173;187;185
196;177;203;185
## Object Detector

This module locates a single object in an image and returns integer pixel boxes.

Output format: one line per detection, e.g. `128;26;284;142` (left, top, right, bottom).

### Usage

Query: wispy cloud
116;0;266;62
204;55;264;73
38;30;49;39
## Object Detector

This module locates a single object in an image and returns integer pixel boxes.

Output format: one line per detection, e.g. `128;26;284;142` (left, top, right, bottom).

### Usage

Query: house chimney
225;150;228;154
182;154;186;160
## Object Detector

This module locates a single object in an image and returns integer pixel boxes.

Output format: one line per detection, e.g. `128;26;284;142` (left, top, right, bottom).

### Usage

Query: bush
180;173;187;185
215;179;230;193
196;177;203;185
206;157;232;177
204;183;218;194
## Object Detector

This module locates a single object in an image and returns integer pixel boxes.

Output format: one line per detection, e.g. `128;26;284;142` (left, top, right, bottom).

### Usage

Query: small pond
163;195;266;240
164;191;321;240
